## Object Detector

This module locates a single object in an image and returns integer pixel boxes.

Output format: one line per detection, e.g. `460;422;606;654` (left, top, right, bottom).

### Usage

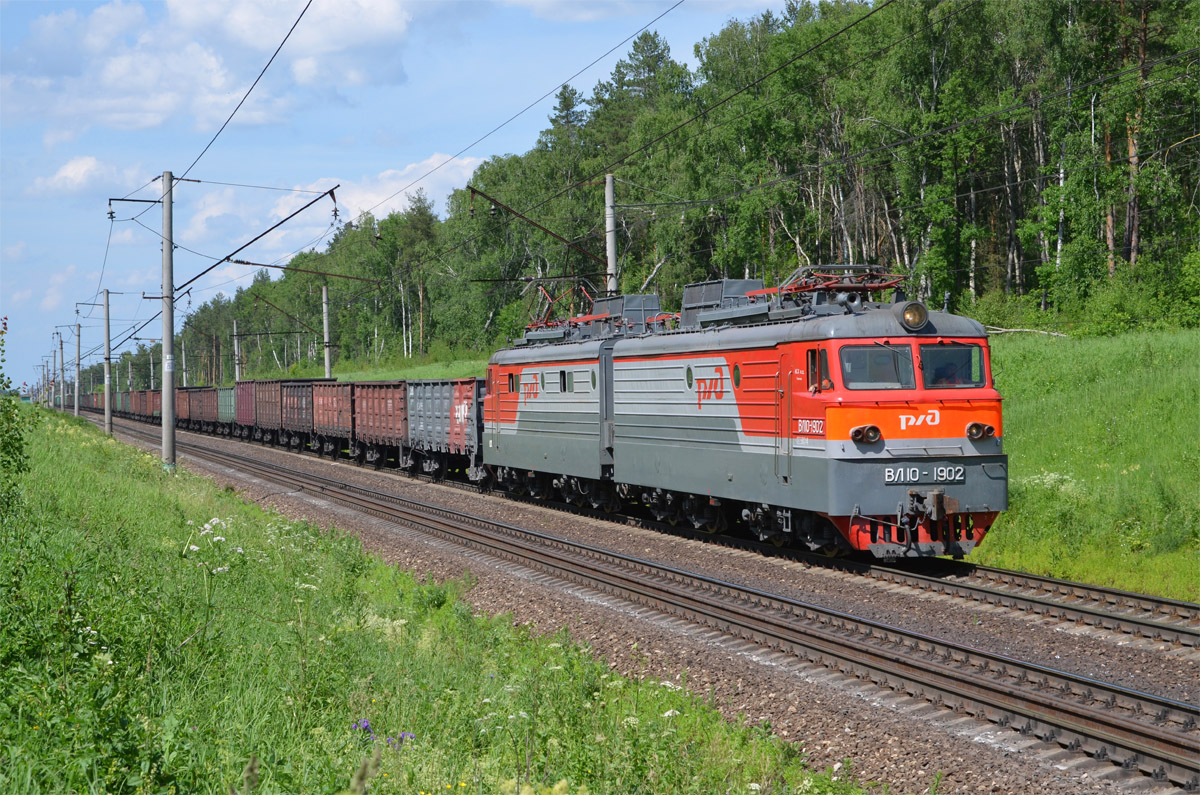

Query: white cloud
275;152;483;223
41;266;78;311
3;242;27;261
4;0;423;141
181;188;238;243
30;156;138;195
9;289;34;304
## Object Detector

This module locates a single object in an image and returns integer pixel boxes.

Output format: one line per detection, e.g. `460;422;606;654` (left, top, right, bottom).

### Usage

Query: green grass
0;411;862;794
243;353;488;383
977;329;1200;600
333;358;488;382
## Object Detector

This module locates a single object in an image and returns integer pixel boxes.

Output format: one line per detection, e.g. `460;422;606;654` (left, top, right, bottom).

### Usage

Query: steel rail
102;418;1199;791
811;557;1200;648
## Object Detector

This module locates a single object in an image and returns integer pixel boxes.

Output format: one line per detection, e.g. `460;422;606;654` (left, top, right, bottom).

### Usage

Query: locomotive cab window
559;370;567;392
920;343;986;388
840;344;915;390
807;349;833;391
508;373;516;393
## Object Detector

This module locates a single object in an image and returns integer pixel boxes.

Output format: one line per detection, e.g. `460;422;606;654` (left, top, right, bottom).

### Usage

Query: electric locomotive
484;266;1007;559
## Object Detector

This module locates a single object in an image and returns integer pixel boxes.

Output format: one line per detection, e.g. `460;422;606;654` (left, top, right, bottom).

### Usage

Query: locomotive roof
610;307;986;357
491;304;986;364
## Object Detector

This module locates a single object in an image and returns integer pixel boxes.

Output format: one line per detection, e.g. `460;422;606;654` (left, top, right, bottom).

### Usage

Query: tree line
83;0;1199;389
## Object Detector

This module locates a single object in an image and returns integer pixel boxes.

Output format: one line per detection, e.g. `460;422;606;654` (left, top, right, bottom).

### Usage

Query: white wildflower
188;545;199;552
662;709;680;718
748;785;761;792
621;716;639;728
213;536;225;542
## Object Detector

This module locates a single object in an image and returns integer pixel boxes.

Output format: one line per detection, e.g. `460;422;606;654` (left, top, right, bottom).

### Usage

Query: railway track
92;412;1200;651
779;555;1200;650
103;417;1200;790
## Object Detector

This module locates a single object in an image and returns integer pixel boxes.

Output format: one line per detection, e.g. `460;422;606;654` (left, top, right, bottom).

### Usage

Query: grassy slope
0;412;857;795
977;329;1200;600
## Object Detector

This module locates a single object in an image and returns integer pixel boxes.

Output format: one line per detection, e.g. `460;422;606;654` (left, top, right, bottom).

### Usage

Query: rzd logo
899;409;940;431
697;366;725;409
521;379;539;405
454;403;470;424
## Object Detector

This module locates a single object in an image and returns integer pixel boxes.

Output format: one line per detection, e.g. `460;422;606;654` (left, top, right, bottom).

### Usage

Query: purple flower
352;718;376;743
386;732;415;748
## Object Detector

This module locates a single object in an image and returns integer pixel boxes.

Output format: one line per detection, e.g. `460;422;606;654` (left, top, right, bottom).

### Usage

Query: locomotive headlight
896;301;929;331
851;424;882;443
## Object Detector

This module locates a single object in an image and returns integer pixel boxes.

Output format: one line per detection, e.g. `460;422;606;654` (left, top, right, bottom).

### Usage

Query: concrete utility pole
58;333;65;411
322;285;331;378
233;319;241;381
150;354;154;390
74;321;80;416
103;289;112;435
182;336;188;387
605;174;618;295
161;170;176;472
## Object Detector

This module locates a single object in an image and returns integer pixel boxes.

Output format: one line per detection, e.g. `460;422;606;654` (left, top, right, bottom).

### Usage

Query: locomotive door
598;340;616;468
775;352;792;484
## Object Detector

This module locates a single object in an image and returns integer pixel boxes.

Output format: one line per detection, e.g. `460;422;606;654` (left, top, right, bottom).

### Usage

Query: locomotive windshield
839;344;916;390
920;343;986;388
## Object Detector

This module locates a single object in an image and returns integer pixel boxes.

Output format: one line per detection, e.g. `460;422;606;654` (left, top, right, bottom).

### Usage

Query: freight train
81;266;1007;559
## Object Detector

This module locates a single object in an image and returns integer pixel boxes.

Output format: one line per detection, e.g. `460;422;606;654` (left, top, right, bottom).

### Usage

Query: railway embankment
977;329;1199;600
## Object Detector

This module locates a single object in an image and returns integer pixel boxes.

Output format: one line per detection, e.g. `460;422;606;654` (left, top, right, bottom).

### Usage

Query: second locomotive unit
484;266;1007;559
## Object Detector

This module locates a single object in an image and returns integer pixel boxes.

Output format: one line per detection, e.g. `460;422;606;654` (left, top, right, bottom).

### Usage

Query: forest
85;0;1199;390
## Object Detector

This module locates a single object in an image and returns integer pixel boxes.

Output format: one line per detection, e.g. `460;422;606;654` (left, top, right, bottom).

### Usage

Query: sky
0;0;786;396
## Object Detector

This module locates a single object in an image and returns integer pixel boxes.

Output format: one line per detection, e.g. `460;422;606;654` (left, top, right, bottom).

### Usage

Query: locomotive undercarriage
490;467;857;554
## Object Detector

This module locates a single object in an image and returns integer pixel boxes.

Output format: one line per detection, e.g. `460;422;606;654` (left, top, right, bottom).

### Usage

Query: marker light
851;424;882;443
896;301;929;331
967;422;996;440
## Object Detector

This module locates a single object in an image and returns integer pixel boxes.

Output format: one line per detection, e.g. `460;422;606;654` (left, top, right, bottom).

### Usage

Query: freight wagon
351;381;407;468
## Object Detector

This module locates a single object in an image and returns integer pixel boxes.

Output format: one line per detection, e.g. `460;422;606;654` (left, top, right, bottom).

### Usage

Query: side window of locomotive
508;372;516;393
920;343;985;389
559;370;567;393
807;349;835;391
839;344;915;390
567;371;575;392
